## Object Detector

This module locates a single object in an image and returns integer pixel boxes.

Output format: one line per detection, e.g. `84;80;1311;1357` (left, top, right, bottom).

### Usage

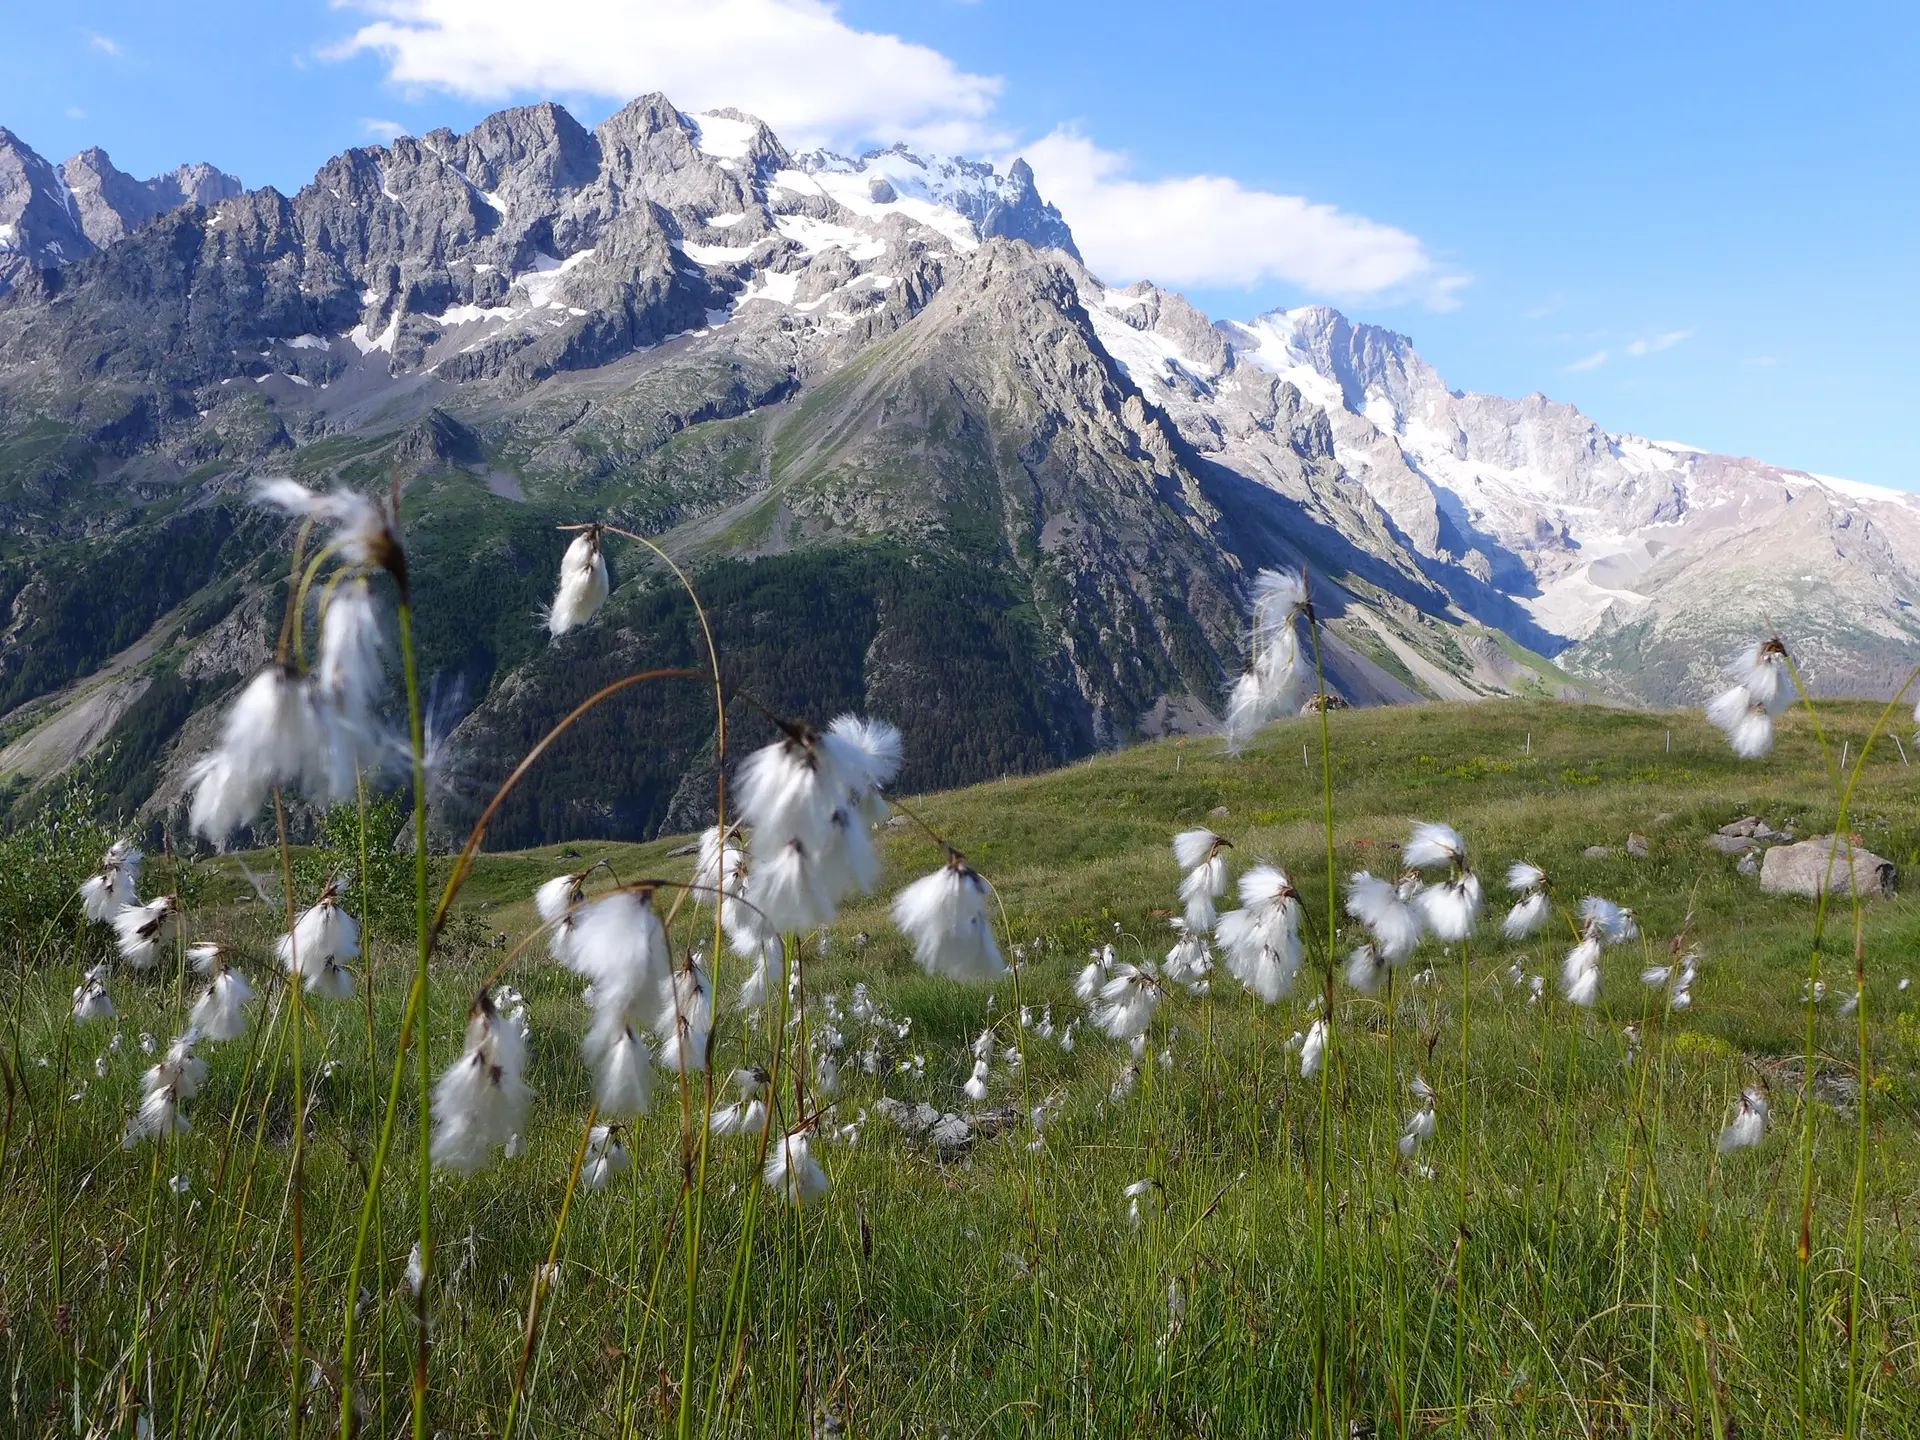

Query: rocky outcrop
1759;835;1897;899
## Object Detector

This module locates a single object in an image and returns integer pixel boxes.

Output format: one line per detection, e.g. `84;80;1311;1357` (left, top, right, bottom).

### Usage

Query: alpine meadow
3;498;1919;1437
1;50;1919;1440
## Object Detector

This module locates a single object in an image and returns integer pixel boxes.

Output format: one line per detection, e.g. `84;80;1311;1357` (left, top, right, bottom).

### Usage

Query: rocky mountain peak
0;127;242;293
61;146;243;249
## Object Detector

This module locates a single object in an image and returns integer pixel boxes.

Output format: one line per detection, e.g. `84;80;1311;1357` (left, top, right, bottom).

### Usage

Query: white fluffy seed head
113;896;181;969
587;1025;654;1118
1415;874;1481;942
1404;822;1467;871
1345;871;1424;962
569;890;670;1026
430;990;533;1175
277;884;360;995
692;827;746;906
891;859;1005;982
1216;865;1304;1003
1097;964;1163;1039
736;937;785;1011
80;844;143;922
731;715;900;923
315;576;389;798
546;528;609;637
1707;684;1776;758
256;479;403;576
1580;896;1638;946
534;872;589;968
1717;1087;1769;1153
1252;568;1310;631
1178;855;1229;933
1561;937;1603;1006
1503;891;1551;940
72;977;116;1023
1505;861;1547;894
1345;944;1386;994
710;1098;767;1138
824;713;903;818
1164;924;1213;989
1172;828;1227;873
1723;640;1792;715
764;1127;830;1207
188;666;329;842
747;838;836;933
1223;621;1308;752
1300;1019;1328;1078
190;965;255;1043
583;1126;632;1189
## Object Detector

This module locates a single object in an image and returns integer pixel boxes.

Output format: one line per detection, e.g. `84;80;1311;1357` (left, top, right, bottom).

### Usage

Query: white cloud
87;32;123;57
1021;130;1463;306
1566;349;1609;373
65;106;87;120
1625;329;1691;356
332;1;1453;307
331;0;1002;152
362;117;409;142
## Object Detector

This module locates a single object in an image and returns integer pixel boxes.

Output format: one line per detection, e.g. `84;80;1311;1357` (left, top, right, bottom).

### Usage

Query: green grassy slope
4;697;1919;1436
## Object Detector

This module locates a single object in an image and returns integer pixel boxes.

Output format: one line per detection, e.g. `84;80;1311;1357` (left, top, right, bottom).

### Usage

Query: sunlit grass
5;697;1920;1436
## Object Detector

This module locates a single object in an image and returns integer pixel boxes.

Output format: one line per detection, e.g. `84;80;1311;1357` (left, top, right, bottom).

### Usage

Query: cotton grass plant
5;491;1920;1439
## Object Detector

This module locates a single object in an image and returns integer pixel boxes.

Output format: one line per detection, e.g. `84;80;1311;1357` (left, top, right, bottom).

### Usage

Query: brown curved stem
429;667;715;938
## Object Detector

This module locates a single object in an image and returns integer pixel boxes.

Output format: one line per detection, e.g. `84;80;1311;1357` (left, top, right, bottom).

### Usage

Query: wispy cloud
362;117;409;142
1566;349;1609;373
332;0;1458;307
65;106;87;120
1626;329;1692;356
86;32;122;57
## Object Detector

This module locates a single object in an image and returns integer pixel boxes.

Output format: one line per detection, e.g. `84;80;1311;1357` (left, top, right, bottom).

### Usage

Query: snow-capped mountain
1083;289;1920;702
0;91;1910;842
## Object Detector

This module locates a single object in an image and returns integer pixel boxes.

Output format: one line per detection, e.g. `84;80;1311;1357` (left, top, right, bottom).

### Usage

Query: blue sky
4;2;1916;487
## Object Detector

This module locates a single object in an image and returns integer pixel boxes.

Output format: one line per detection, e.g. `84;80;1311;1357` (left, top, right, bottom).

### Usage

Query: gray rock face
0;126;91;290
0;129;242;293
62;147;243;249
1759;836;1896;899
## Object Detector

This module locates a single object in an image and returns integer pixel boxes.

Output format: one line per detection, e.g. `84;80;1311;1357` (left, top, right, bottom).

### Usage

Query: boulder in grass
1758;835;1896;900
1707;833;1757;856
